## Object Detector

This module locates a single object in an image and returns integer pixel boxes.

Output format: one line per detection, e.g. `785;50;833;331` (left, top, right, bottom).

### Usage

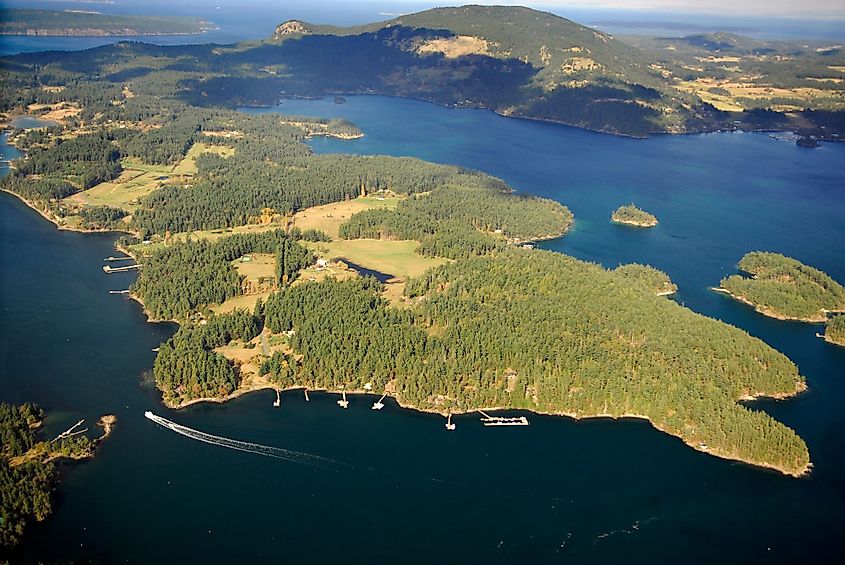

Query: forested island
824;315;845;346
718;252;845;322
0;9;214;37
611;204;659;227
0;403;112;549
0;6;820;478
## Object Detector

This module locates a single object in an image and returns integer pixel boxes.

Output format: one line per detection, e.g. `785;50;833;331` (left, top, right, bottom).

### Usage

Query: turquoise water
2;95;845;563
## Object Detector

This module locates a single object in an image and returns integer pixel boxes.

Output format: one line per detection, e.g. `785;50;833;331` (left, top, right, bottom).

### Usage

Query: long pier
103;264;141;273
104;256;134;262
478;410;529;427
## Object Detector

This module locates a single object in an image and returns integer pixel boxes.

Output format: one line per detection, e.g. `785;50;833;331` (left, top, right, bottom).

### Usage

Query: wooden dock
103;264;141;273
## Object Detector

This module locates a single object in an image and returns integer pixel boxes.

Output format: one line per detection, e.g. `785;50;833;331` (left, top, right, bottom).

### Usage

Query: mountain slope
266;5;696;136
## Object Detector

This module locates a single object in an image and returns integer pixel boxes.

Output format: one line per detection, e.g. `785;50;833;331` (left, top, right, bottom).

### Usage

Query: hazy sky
405;0;845;18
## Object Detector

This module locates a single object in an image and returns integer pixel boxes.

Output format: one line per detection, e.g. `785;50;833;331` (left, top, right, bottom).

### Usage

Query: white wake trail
144;411;343;470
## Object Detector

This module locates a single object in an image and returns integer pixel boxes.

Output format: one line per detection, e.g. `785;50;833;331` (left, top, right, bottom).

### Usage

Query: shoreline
821;333;845;347
275;92;845;142
711;285;838;323
0;29;215;38
169;379;810;478
611;217;658;228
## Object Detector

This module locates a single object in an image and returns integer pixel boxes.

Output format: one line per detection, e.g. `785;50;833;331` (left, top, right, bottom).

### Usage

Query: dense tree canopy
614;263;677;295
825;314;845;346
132;230;311;321
256;250;809;475
721;252;845;321
0;403;55;550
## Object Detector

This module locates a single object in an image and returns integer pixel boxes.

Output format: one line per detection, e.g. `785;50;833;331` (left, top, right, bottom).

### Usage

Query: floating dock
337;390;349;409
478;410;529;427
372;393;387;410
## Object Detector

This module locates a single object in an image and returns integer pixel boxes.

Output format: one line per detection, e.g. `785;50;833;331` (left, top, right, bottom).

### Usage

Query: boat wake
144;411;346;470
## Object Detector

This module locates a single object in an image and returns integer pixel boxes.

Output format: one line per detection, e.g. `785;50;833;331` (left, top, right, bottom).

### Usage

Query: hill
267;5;690;136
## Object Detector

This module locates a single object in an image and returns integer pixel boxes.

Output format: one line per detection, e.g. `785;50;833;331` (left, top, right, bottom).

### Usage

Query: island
823;315;845;346
0;403;113;549
611;204;659;227
0;6;820;479
614;263;677;295
0;9;215;37
717;252;845;322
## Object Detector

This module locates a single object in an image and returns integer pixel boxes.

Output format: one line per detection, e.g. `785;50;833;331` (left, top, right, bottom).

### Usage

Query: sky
423;1;845;18
14;0;845;19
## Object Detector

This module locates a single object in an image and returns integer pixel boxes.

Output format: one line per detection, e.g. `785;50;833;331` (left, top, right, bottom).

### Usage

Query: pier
51;419;87;443
478;410;529;427
273;389;281;407
372;393;387;410
445;413;456;431
104;256;134;262
337;390;349;409
109;289;130;294
304;388;310;402
103;264;141;273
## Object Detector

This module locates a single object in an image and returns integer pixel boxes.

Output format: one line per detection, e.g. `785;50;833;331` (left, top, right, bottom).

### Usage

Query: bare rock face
273;20;310;40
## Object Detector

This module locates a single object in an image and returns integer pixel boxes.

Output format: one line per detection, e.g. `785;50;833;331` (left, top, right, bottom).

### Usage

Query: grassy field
234;253;276;281
68;143;234;211
306;239;447;279
171;142;234;175
68;166;168;210
292;195;402;239
211;292;273;315
675;77;845;113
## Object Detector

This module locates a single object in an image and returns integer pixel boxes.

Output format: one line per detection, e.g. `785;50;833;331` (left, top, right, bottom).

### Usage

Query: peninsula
0;5;819;478
718;252;845;322
612;204;659;227
0;9;214;37
0;403;113;549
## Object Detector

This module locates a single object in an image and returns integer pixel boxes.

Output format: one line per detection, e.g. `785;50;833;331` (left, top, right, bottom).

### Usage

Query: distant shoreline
0;30;212;38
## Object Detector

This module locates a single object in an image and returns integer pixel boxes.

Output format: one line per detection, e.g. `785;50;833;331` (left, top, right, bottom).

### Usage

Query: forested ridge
720;252;845;322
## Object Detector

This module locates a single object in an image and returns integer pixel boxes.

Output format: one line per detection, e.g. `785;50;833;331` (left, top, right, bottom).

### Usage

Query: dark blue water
3;93;845;563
